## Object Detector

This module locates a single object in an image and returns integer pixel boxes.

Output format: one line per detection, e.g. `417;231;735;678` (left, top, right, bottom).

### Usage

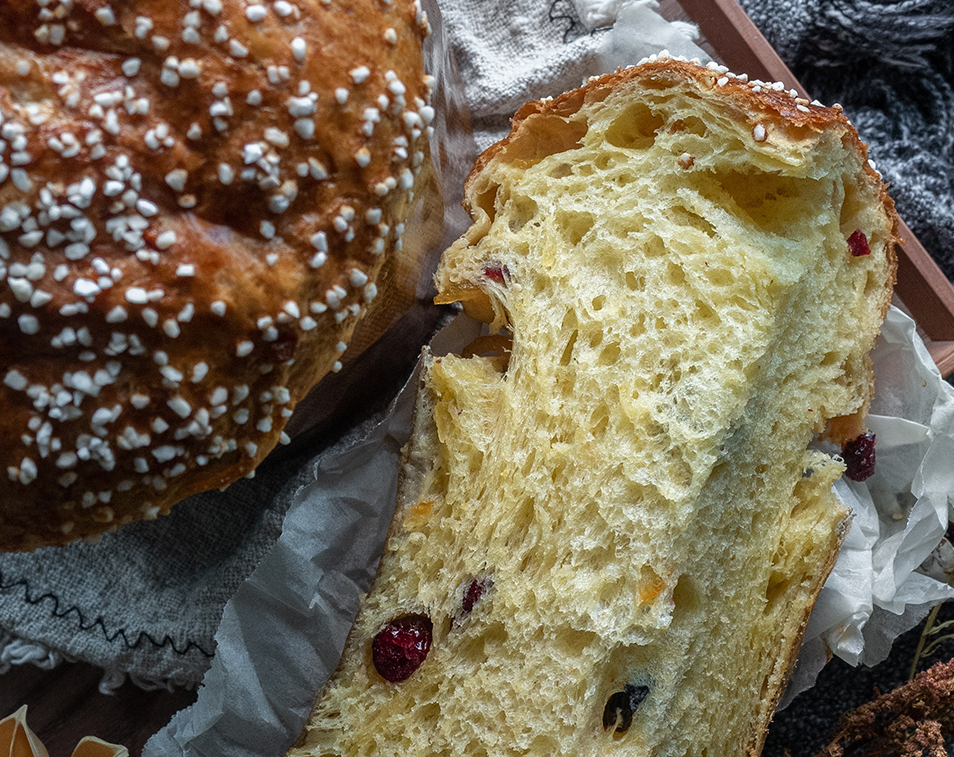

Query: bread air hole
709;169;820;236
668;115;708;137
614;170;637;186
560;329;579;367
693;299;720;327
605;102;664;150
671;574;700;622
597;342;621;367
505;114;588;168
587;325;604;349
763;570;791;613
669;205;717;237
628;313;647;339
530;735;560;752
590;403;610;437
666;261;686;286
625;271;645;291
507;195;538;233
703;265;735;289
556;210;596;246
475;187;498;223
839;180;864;237
461;334;512;373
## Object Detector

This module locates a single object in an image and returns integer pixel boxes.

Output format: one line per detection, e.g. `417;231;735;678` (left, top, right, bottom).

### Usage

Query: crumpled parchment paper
781;306;954;706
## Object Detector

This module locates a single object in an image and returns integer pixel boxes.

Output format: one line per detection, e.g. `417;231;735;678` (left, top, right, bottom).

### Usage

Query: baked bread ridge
291;57;896;756
0;0;434;550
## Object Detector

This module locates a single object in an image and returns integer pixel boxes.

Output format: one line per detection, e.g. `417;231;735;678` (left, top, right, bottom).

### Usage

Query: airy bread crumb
290;58;897;757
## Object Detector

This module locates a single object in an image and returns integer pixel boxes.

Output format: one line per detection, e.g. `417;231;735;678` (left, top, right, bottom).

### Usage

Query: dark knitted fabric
739;0;954;281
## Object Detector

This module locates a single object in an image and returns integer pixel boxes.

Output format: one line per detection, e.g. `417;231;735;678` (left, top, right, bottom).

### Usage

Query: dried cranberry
461;577;493;617
483;263;508;284
603;684;650;734
842;432;876;481
847;229;871;257
371;614;433;682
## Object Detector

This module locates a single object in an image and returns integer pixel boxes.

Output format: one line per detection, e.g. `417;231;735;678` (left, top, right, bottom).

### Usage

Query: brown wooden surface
895;222;954;343
0;660;196;755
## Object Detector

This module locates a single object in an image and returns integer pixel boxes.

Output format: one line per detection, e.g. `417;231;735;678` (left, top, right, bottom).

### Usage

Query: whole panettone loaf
291;57;896;756
0;0;433;550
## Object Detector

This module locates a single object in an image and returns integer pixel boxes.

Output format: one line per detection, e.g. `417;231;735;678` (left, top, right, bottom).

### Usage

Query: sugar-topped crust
0;0;433;550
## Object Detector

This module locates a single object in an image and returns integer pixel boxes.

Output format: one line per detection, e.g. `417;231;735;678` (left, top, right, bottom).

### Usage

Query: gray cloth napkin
0;450;305;688
439;0;701;152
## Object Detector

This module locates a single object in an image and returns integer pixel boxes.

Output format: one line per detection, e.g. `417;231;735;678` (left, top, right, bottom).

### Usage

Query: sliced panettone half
290;57;897;757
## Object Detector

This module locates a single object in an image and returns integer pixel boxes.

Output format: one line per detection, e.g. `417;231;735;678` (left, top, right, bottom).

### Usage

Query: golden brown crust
0;0;433;550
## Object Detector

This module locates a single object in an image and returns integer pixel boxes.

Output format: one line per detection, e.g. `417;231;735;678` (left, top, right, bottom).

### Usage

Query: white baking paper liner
142;380;411;757
780;306;954;707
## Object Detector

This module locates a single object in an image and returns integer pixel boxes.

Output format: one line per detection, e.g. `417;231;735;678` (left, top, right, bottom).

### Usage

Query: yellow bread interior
290;59;896;757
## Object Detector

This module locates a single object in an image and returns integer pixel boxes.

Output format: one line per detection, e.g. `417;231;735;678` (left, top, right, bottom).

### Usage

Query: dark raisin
847;229;871;257
483;263;509;284
371;614;433;683
602;684;650;734
843;432;876;481
461;577;493;618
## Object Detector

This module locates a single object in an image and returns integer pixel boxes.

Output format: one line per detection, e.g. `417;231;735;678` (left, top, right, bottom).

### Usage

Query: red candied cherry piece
843;432;876;481
847;229;871;257
462;579;484;615
371;614;433;683
483;263;509;284
461;576;493;617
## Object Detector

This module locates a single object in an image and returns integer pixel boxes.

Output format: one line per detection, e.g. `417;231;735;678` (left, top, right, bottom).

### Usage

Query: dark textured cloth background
764;602;954;756
739;0;954;280
735;1;954;752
